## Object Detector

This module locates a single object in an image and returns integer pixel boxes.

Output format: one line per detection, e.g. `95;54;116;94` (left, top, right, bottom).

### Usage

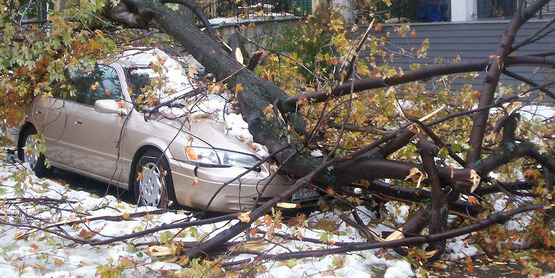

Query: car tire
19;127;51;177
132;149;176;208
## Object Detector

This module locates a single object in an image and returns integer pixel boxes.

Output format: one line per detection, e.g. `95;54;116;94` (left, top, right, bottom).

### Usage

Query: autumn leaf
405;167;428;188
359;180;371;188
238;211;251;223
119;258;135;267
234;83;244;93
467;262;475;273
54;259;65;266
77;228;95;239
263;214;272;227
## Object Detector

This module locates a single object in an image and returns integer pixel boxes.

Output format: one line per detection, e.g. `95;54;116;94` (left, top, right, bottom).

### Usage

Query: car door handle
74;120;82;125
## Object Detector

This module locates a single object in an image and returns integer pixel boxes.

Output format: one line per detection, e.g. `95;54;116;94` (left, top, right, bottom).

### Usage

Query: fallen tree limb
263;204;548;261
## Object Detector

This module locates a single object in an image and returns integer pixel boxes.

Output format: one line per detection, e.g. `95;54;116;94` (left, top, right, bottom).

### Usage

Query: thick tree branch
417;135;447;259
160;0;218;42
284;56;555;109
284;60;490;109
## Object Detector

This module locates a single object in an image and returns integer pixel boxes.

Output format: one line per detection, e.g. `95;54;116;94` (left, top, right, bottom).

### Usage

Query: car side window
83;66;122;106
53;71;88;103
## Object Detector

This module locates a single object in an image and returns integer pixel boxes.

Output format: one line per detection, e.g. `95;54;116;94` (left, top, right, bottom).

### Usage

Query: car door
29;76;91;167
67;65;128;181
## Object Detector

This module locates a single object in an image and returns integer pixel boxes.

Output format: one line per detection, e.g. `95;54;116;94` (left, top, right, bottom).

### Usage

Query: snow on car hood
154;93;269;158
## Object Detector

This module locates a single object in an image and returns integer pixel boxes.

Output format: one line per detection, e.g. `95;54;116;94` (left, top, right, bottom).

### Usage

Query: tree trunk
110;0;324;180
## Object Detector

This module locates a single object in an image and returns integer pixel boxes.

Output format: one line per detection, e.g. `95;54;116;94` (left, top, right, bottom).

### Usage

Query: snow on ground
0;158;418;277
2;156;552;277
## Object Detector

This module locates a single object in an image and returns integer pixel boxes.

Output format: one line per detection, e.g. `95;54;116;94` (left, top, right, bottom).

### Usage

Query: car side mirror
94;99;128;116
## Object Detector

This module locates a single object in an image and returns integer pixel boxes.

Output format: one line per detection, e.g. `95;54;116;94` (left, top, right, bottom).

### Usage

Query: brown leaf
119;257;135;267
54;258;65;266
405;167;428;188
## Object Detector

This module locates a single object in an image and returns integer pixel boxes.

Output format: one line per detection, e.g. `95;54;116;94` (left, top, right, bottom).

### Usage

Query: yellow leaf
192;177;198;186
238;211;251;223
234;83;244;92
136;172;142;181
506;101;522;115
122;212;130;220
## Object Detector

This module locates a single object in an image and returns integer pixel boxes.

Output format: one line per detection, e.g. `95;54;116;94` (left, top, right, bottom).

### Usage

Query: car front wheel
132;149;176;208
19;127;50;177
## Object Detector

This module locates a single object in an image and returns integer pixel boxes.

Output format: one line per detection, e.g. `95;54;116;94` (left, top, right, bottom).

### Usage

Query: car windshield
118;49;198;110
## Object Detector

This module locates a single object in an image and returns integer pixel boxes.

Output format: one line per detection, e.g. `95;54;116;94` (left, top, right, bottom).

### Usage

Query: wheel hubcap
24;136;38;170
139;162;163;207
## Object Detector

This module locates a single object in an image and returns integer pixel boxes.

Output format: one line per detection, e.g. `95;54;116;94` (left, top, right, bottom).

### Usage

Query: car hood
155;114;262;157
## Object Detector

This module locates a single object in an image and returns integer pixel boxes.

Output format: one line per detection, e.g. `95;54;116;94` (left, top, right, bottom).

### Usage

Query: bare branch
264;204;546;261
466;0;553;165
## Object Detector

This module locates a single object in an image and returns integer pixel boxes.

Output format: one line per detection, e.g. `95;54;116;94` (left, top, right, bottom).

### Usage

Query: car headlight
185;147;261;170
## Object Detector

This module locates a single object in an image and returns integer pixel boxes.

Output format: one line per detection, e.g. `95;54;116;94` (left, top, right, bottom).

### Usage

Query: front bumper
169;159;293;212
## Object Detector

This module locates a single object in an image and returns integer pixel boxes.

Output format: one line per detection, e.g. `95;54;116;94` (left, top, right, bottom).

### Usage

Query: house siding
357;19;554;90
